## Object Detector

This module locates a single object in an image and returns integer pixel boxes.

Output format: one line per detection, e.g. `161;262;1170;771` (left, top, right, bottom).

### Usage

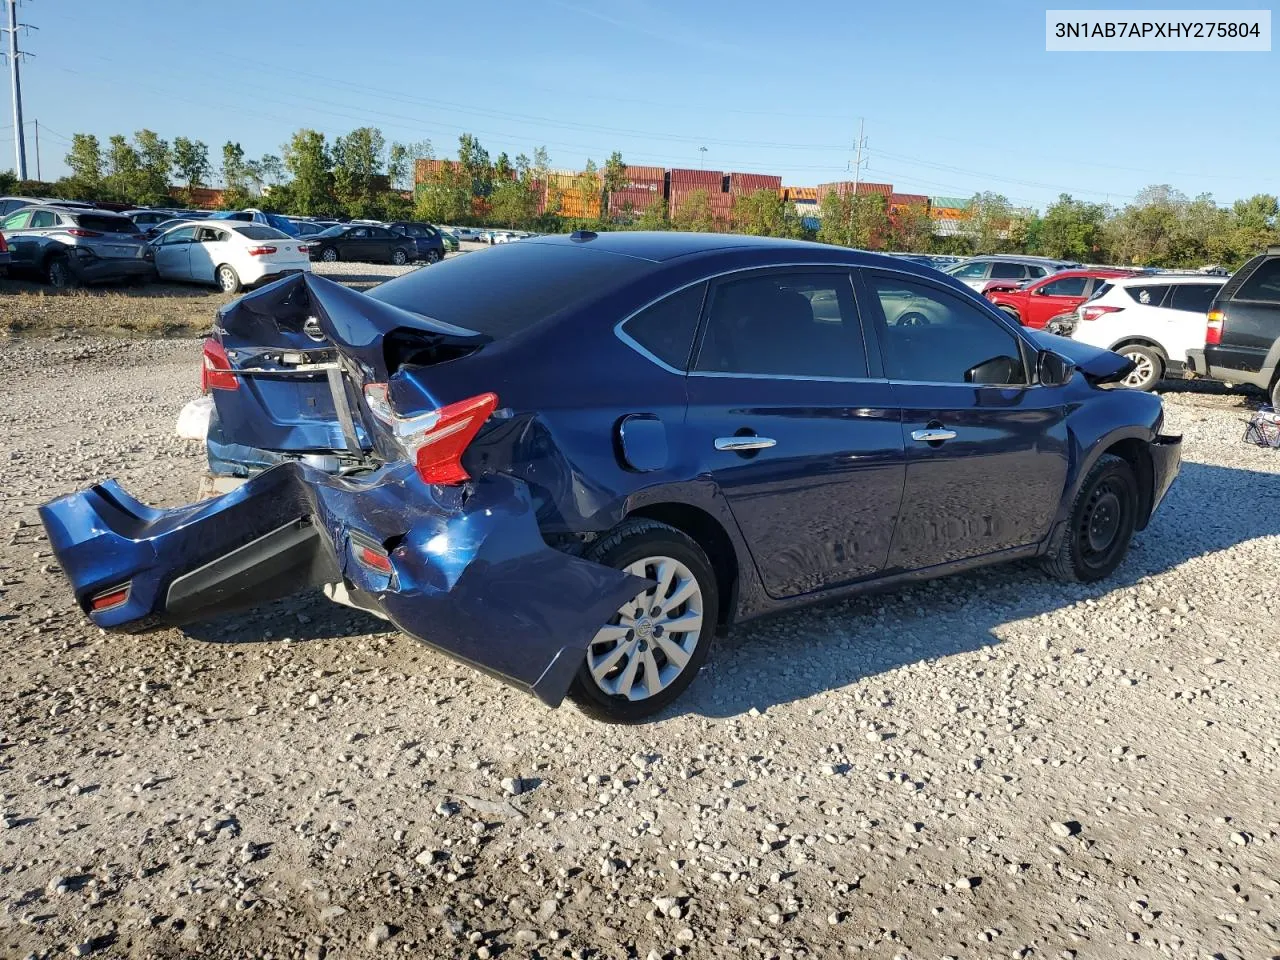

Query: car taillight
201;338;239;392
0;233;8;252
1081;305;1123;322
362;384;498;485
1206;310;1224;345
65;228;104;238
246;245;277;256
297;244;309;254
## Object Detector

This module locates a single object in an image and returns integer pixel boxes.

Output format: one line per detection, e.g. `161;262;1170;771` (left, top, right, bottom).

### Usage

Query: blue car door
684;268;906;599
858;268;1071;571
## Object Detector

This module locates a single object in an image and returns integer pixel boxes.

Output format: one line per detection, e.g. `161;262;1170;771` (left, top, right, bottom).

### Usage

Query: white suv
1067;274;1226;391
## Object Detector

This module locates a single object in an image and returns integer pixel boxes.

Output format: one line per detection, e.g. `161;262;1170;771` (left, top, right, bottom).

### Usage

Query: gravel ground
0;255;454;336
0;339;1277;960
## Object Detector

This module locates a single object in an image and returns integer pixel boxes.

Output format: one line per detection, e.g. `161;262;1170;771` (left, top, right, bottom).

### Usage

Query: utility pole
31;116;38;179
850;118;867;192
3;0;33;180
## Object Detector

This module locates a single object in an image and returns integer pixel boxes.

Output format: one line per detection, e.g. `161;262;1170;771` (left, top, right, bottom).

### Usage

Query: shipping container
559;193;602;220
782;185;818;202
856;182;893;196
624;165;665;181
669;168;723;188
889;193;929;208
930;196;972;211
728;172;783;194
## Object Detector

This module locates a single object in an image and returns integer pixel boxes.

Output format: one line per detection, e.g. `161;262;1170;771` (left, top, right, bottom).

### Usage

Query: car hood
1024;328;1136;385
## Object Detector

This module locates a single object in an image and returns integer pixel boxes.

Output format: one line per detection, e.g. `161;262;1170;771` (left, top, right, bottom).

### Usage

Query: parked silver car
944;255;1079;291
0;204;154;287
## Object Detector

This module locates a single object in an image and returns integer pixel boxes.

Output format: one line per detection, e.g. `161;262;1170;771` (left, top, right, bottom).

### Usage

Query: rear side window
694;272;867;379
366;241;651;338
1234;259;1280;303
1169;283;1220;314
78;214;139;234
990;262;1027;279
621;283;705;371
29;210;57;228
1027;265;1049;278
950;261;988;279
1086;281;1113;302
1124;283;1171;307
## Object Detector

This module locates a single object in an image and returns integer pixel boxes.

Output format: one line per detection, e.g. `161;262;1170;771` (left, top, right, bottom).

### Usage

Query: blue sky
3;0;1277;209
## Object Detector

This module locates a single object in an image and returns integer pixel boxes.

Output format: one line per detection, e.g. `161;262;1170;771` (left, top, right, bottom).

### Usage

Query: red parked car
985;269;1139;328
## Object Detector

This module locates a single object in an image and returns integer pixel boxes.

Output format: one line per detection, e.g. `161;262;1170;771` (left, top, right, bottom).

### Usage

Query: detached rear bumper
39;464;646;707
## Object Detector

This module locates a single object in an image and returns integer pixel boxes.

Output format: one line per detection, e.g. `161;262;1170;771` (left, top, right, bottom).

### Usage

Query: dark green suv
1187;246;1280;407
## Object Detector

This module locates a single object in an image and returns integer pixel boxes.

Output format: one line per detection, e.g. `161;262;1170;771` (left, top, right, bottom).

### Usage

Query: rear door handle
910;429;957;442
715;436;777;452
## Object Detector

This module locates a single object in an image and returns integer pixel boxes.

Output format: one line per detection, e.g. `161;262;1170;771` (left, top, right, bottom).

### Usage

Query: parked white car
1068;274;1226;391
151;221;311;293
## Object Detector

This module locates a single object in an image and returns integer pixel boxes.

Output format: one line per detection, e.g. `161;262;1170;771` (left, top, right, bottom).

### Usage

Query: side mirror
1037;350;1075;386
965;355;1023;384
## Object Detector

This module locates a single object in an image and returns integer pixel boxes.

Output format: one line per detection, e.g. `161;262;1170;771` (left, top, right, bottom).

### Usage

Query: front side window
949;261;989;279
349;228;369;238
1038;275;1089;297
161;226;198;244
694;272;867;378
990;262;1027;280
621;283;706;371
1;211;31;229
868;274;1027;385
1235;259;1280;303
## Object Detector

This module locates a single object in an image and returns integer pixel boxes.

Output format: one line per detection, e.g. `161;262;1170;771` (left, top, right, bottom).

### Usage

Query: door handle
715;436;777;452
910;429;957;442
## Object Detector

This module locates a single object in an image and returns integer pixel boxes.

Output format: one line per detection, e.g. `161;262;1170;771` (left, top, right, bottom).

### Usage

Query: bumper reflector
90;584;131;611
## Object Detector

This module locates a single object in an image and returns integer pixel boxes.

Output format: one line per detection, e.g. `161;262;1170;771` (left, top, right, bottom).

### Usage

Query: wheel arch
626;501;739;631
1098;436;1155;531
1108;336;1168;358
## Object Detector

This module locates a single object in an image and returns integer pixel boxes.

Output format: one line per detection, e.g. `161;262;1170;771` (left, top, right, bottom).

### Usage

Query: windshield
231;224;290;241
367;241;652;339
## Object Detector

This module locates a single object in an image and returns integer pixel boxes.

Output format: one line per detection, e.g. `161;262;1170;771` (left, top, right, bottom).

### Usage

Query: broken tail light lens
362;384;498;486
201;338;239;392
246;246;277;257
1081;305;1123;322
1206;310;1224;345
90;584;130;612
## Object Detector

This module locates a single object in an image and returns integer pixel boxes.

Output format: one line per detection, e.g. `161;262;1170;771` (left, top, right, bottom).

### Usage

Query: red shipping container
728;172;783;194
856;182;893;196
669;168;723;188
624;165;665;181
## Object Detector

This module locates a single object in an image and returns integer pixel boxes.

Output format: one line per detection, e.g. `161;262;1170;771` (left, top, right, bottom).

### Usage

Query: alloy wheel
1122;351;1156;389
585;555;704;702
321;248;338;263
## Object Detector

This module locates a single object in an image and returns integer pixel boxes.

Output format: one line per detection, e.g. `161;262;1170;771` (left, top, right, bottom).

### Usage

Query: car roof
520;230;877;264
1108;272;1227;286
962;254;1075;265
20;204;129;217
1045;268;1140;278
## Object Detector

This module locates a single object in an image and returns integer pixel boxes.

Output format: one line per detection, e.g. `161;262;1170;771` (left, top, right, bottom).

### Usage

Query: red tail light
363;385;498;485
1206;310;1224;345
201;338;239;392
246;245;277;256
65;228;103;238
297;244;309;254
0;234;8;253
1081;305;1123;322
90;584;130;611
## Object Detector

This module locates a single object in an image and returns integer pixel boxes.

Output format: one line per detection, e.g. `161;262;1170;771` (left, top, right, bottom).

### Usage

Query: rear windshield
366;241;652;338
79;214;139;234
232;224;290;241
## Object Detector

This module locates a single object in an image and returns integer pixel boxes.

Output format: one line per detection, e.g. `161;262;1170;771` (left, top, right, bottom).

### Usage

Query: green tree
415;163;471;224
64;133;104;195
171;137;210;205
222;142;250;195
817;191;889;248
570;159;601;219
332;126;386;218
888;201;934;252
104;134;142;203
733;187;802;238
132;129;172;205
671;188;716;232
1037;194;1109;260
283;129;334;216
967;192;1017;253
635;194;669;231
493;152;513;183
489;177;537;227
457;133;492;199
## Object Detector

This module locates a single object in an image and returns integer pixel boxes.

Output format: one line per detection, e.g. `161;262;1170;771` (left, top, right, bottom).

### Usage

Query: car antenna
569;230;597;242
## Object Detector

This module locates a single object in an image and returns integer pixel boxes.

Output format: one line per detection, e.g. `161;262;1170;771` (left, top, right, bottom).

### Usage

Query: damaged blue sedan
40;233;1181;721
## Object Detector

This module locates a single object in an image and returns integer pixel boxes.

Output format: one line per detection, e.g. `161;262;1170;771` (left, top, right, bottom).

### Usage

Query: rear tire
47;255;75;290
1042;454;1139;583
216;264;241;294
1118;344;1164;391
320;247;339;263
391;248;409;266
1269;376;1280;411
425;249;442;264
569;519;718;723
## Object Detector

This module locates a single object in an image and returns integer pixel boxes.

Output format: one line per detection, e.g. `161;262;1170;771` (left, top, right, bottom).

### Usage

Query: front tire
569;519;718;723
216;264;241;294
1118;344;1164;391
1042;454;1139;583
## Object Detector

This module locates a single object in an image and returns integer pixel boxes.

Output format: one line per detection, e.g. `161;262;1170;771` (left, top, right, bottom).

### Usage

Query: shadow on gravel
677;460;1280;719
169;462;1279;719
